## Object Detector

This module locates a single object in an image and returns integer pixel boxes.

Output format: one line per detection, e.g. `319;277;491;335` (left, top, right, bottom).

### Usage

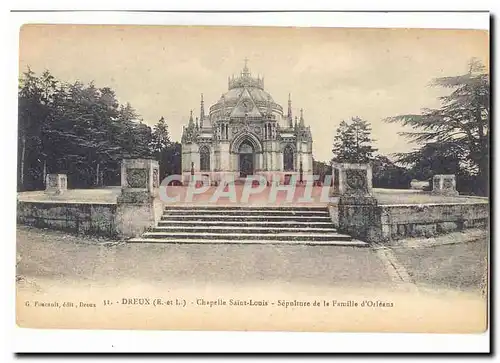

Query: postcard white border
4;5;492;356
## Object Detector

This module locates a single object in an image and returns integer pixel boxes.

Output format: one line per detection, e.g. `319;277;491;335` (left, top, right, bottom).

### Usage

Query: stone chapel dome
208;61;284;121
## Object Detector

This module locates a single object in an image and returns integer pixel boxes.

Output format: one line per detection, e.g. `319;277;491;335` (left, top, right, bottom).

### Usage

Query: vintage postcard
15;22;489;337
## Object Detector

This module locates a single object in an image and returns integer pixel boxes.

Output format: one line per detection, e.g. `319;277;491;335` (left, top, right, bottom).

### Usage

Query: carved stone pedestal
330;162;379;242
330;162;373;197
45;174;68;195
431;174;459;196
115;159;163;238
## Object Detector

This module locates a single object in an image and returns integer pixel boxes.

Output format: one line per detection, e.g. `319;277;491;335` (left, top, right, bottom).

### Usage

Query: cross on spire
242;57;250;76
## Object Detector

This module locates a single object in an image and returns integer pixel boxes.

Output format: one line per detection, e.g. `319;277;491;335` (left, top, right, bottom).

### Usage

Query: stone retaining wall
17;201;117;237
377;203;489;243
330;201;489;244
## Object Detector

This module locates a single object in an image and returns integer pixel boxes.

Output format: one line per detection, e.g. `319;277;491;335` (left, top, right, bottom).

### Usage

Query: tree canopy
331;116;377;164
18;68;153;190
150;116;181;179
385;58;489;195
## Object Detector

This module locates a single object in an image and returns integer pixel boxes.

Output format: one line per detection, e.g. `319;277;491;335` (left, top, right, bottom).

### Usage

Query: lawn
392;237;488;293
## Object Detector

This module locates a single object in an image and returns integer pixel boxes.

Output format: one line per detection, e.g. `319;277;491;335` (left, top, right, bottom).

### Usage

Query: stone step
157;220;334;227
130;205;354;245
163;205;328;211
160;214;331;222
141;231;351;241
128;237;367;247
151;226;338;233
162;209;329;216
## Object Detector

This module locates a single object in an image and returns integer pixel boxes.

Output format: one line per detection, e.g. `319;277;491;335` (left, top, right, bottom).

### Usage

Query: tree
332;116;377;163
18;68;59;190
313;159;332;185
150;116;173;179
395;143;461;181
18;68;154;190
151;116;171;154
162;142;182;178
371;155;412;189
385;58;489;195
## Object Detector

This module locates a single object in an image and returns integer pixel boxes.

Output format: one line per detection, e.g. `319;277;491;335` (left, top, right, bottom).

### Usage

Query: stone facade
45;173;68;195
181;61;313;185
432;174;459;196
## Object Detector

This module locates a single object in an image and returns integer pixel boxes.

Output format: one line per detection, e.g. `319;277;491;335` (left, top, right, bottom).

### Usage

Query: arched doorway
199;145;211;172
239;141;254;177
283;144;294;171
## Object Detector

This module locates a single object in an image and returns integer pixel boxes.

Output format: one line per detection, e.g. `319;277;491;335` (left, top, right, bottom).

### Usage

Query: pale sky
19;25;488;162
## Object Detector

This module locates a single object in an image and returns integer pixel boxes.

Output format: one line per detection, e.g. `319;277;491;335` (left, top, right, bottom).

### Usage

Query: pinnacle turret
188;110;194;127
200;93;205;127
267;95;273;115
299;108;305;127
287;93;293;128
221;94;226;117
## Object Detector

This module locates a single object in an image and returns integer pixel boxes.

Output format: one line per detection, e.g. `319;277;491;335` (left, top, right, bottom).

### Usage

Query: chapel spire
188;110;194;127
221;94;226;118
287;93;293;128
299;108;305;127
266;94;273;116
200;93;205;127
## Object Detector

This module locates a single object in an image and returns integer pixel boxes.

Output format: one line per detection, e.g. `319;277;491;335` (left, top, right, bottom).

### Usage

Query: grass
392;238;488;293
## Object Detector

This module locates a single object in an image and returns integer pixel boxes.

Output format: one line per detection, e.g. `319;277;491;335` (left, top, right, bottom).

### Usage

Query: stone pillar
330;162;380;242
115;159;163;238
431;174;459;196
45;174;68;195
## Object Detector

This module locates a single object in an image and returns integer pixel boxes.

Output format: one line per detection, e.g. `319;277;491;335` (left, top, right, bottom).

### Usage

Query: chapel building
181;61;313;185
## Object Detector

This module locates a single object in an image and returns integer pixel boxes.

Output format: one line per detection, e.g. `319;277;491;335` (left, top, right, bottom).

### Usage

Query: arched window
200;145;211;172
283;145;294;171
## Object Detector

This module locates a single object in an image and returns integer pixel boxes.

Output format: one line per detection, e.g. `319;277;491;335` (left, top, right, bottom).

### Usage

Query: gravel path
16;225;391;289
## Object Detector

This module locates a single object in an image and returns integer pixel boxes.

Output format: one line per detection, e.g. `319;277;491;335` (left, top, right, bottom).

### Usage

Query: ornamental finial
267;94;273;115
242;57;250;76
188;109;194;126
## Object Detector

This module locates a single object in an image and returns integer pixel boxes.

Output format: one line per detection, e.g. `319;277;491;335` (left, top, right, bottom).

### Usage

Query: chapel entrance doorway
238;141;254;177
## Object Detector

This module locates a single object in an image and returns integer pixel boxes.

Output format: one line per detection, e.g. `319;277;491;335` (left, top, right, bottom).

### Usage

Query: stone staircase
129;205;366;246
